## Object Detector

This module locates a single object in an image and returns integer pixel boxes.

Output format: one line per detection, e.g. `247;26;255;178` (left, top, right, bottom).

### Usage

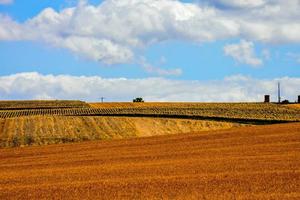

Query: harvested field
89;102;300;109
0;123;299;199
0;116;241;147
286;104;300;109
0;100;89;110
89;102;220;108
0;102;299;122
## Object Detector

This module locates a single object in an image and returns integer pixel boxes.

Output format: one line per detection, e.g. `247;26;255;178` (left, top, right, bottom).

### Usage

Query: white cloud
0;0;300;65
224;40;263;66
0;15;24;40
0;1;239;60
60;36;134;64
0;0;13;5
0;72;299;102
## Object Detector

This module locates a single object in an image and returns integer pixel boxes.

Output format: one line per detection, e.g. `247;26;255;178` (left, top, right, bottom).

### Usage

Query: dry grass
0;116;241;147
0;123;299;199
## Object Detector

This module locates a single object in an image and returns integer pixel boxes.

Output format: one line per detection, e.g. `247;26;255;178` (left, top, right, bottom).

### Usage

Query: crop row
0;106;299;122
0;100;90;110
90;102;298;110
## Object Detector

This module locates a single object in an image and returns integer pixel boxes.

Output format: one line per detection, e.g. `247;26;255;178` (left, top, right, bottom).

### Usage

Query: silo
264;95;270;103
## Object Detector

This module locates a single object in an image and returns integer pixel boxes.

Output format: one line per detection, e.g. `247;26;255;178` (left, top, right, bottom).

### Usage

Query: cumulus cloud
0;0;300;65
0;72;299;102
60;37;134;64
224;40;263;66
0;0;239;65
0;0;13;5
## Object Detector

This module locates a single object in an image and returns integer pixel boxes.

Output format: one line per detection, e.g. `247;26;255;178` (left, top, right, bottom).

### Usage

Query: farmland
0;101;299;123
0;101;299;147
0;116;242;147
0;100;299;199
286;104;300;109
0;100;89;110
0;123;299;199
89;102;300;122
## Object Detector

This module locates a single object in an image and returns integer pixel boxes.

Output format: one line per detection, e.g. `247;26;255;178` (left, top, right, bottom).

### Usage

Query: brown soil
0;123;299;199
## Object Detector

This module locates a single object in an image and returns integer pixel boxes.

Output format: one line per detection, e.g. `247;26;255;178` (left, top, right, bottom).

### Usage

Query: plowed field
0;123;299;199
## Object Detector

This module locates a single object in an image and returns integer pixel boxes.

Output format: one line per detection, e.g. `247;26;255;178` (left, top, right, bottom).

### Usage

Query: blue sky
0;0;299;101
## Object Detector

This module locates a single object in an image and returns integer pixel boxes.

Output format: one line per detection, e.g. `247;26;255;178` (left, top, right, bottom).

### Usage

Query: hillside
0;116;242;147
0;102;299;122
0;101;299;148
0;123;299;199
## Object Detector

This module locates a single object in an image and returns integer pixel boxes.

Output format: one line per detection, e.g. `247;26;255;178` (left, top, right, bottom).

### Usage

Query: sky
0;0;300;102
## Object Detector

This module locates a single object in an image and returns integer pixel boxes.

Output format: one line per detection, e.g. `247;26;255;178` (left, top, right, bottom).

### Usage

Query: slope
0;116;241;147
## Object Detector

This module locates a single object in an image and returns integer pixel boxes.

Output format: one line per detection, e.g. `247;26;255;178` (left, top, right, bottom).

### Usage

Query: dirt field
0;116;241;147
0;123;299;199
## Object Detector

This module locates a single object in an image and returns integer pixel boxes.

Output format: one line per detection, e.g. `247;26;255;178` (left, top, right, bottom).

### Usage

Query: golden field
0;101;299;199
286;104;300;109
0;123;299;199
0;116;242;147
0;102;299;122
0;101;299;147
0;100;89;109
89;102;300;109
89;102;300;122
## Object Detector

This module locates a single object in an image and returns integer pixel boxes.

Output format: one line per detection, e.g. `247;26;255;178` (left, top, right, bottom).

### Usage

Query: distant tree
281;100;290;104
133;97;144;102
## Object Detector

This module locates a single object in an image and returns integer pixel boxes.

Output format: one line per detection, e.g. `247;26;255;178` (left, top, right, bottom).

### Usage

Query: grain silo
264;95;270;103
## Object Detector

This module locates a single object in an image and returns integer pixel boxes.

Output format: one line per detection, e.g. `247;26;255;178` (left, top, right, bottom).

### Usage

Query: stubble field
0;123;299;199
0;102;299;122
0;116;242;147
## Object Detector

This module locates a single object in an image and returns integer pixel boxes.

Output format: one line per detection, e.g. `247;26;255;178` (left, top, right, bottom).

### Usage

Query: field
0;116;242;147
0;100;299;199
0;100;89;110
89;102;300;109
286;104;300;109
0;123;299;199
0;102;299;123
0;101;299;147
